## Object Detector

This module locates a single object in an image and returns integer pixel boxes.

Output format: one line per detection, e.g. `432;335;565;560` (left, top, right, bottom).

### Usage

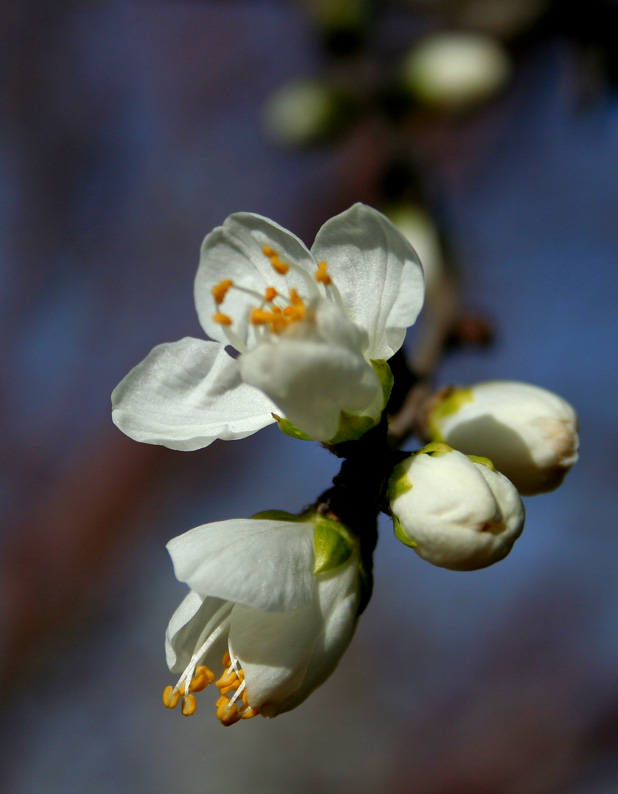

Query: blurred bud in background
387;203;444;298
400;31;512;112
262;79;355;147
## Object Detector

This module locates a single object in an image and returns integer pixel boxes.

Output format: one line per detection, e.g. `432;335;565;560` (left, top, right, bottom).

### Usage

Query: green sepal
392;514;418;549
427;387;473;440
387;459;413;504
416;440;453;456
370;359;394;407
467;454;496;471
387;458;417;550
313;515;353;574
276;418;313;442
326;412;377;445
251;510;354;576
250;509;309;522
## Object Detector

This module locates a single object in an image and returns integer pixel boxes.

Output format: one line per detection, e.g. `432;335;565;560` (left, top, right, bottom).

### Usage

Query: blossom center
162;603;259;726
210;245;343;352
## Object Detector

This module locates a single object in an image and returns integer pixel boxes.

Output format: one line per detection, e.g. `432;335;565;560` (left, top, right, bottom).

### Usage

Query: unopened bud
426;381;579;496
388;204;444;297
401;32;511;112
262;80;350;147
388;443;525;571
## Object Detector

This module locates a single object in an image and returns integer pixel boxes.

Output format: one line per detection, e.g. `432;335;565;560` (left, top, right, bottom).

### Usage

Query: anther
262;244;290;275
213;312;233;326
189;665;215;693
216;696;242;727
212;279;234;305
181;694;197;716
265;287;278;302
271;258;289;275
289;288;303;306
250;308;273;326
241;706;260;720
315;261;331;285
222;651;231;668
216;667;238;689
162;686;181;710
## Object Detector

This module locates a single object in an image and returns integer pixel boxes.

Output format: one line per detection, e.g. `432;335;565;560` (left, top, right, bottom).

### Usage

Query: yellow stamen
216;667;239;689
241;706;260;720
162;685;181;709
315;260;331;285
181;694;197;716
271;257;289;275
213;312;232;326
289;288;303;306
222;651;231;668
216;696;242;727
219;683;239;696
196;665;215;684
262;244;290;275
189;665;215;693
251;308;273;326
265;286;278;302
212;279;234;305
284;304;306;321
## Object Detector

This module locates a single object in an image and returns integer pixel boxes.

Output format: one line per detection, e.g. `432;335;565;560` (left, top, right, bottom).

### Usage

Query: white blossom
388;443;525;571
162;513;362;724
112;203;424;447
427;381;579;495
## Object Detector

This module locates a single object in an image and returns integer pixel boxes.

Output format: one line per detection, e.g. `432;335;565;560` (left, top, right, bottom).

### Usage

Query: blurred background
2;1;618;792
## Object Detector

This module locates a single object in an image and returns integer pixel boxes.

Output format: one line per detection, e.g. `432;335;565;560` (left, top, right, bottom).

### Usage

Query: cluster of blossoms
112;203;579;726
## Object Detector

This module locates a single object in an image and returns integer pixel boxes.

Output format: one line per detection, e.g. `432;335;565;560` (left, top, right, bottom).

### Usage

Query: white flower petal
313;296;370;353
195;212;317;348
311;203;425;360
167;518;316;612
264;556;360;716
165;591;228;674
229;598;322;714
111;338;276;451
239;337;383;441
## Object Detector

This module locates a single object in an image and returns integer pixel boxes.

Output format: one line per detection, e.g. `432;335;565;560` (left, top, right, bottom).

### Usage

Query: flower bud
387;204;444;298
388;443;525;571
262;80;351;148
426;381;579;496
401;32;511;112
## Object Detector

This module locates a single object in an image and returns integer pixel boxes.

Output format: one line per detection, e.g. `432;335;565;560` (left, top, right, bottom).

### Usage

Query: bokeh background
2;1;618;793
